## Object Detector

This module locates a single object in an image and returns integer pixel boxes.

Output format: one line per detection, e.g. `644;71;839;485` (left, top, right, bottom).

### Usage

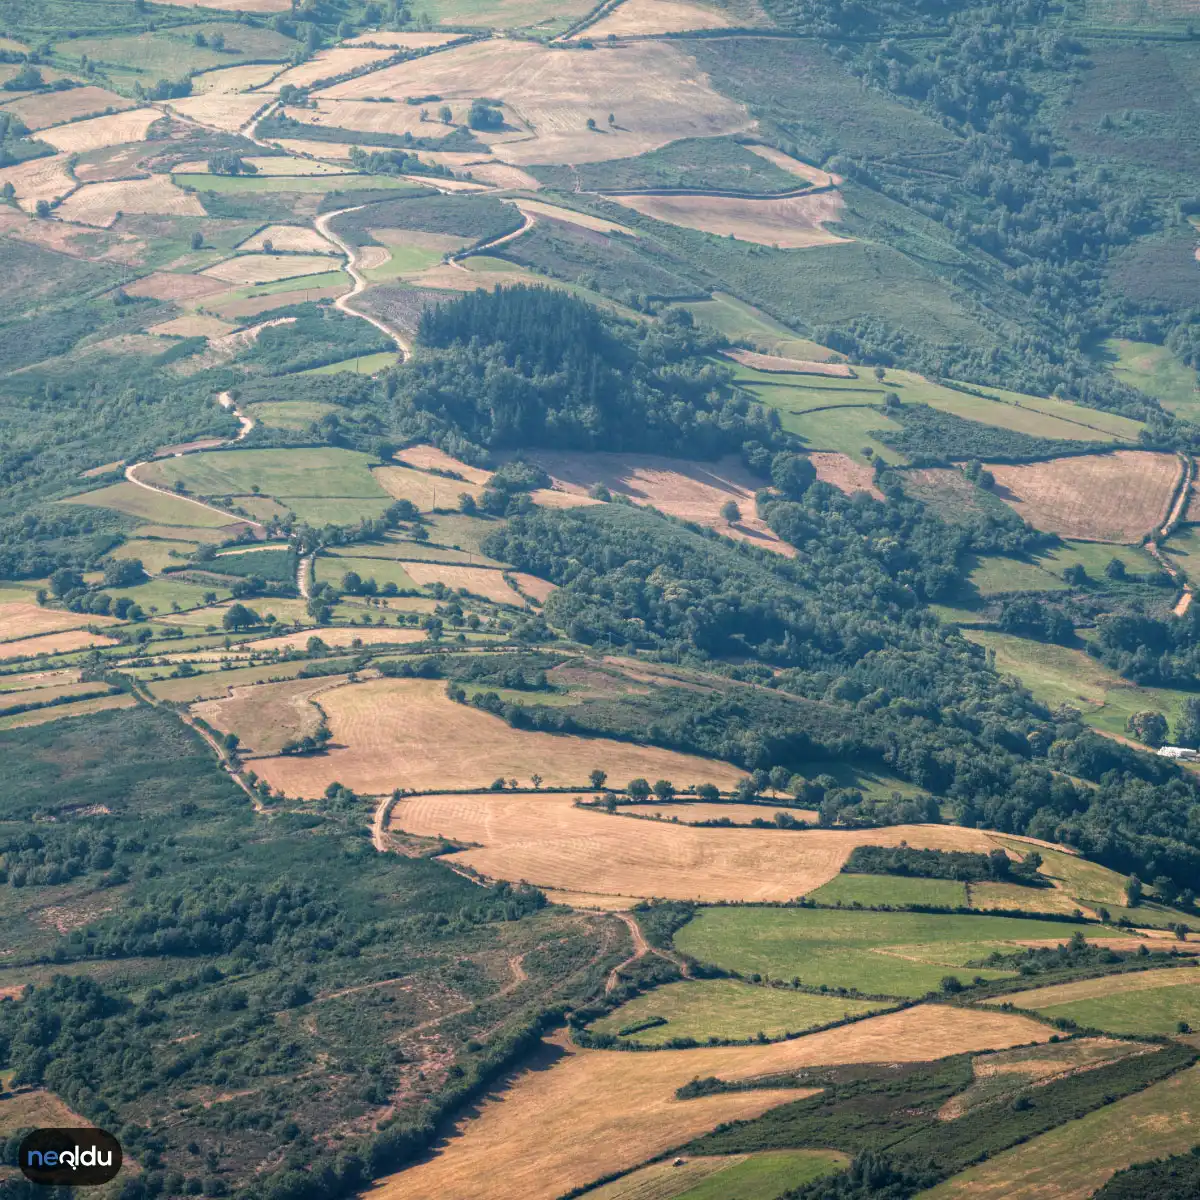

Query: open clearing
0;602;117;642
0;153;75;213
401;562;530;604
0;631;121;662
40;108;162;153
237;224;336;254
202;253;339;285
985;451;1181;542
923;1062;1200;1200
583;0;741;38
809;451;883;498
148;315;236;339
519;450;791;554
673;906;1135;996
193;676;348;756
2;86;134;131
589;978;887;1044
385;784;1005;902
1104;337;1199;416
609;191;848;248
57;177;205;227
374;463;486;509
253;676;746;798
982;966;1200;1035
319;40;750;165
582;1150;845;1200
373;1007;1050;1200
394;444;493;484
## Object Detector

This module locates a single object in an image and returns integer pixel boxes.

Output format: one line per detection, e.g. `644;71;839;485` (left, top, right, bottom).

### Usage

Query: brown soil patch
810;451;884;499
389;789;1005;902
40;107;162;153
375;1007;1050;1200
4;86;134;131
319;40;750;166
610;190;848;247
986;450;1182;542
253;676;745;798
125;271;227;300
0;602;118;642
209;284;349;319
727;348;851;376
402;562;527;604
518;449;793;555
57;176;205;227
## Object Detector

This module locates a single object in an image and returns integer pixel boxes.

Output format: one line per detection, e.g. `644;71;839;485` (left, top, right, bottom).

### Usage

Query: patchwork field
673;907;1133;996
519;450;791;554
372;1008;1050;1200
985;451;1182;542
982;967;1200;1035
610;191;848;248
385;784;1006;902
319;40;751;165
39;108;162;153
57;177;206;227
589;978;887;1045
923;1063;1200;1200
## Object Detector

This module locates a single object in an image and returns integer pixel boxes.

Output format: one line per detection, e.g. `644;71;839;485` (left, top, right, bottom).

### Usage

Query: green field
282;497;395;525
673;906;1116;997
589;978;887;1045
298;351;401;376
994;972;1200;1036
243;401;346;431
672;294;831;360
1101;338;1199;416
923;1063;1200;1199
224;271;349;301
364;244;446;280
108;537;198;575
63;23;293;80
1162;523;1200;576
181;174;416;195
105;576;231;614
64;482;233;528
963;629;1194;740
808;873;969;908
583;1150;848;1200
138;448;389;502
314;554;418;592
968;542;1159;596
785;404;906;463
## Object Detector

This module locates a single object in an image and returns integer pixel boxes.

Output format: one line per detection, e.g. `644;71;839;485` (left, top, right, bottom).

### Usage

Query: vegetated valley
0;0;1198;1198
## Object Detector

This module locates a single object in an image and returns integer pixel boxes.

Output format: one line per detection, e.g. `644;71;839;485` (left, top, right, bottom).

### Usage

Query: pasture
384;785;1005;902
609;191;848;249
371;1008;1050;1200
983;967;1200;1036
677;292;833;360
374;462;486;510
193;675;346;755
967;541;1158;596
62;24;295;80
588;978;886;1045
582;1151;847;1200
192;63;283;93
672;907;1128;996
243;400;344;430
319;40;751;166
254;676;747;799
300;351;401;375
807;873;969;908
963;628;1193;741
65;481;235;527
314;554;418;592
923;1063;1200;1200
1103;337;1199;416
985;451;1181;542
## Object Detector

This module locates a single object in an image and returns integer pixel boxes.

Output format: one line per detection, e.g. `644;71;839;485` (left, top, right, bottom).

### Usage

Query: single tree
439;104;453;124
1127;873;1144;908
696;782;720;802
627;777;651;801
223;603;259;631
191;230;204;250
589;769;607;789
1127;710;1168;747
586;116;597;131
653;779;675;801
720;499;740;524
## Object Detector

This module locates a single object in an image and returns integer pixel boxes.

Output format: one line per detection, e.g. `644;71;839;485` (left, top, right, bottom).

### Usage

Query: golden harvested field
167;93;271;133
609;190;848;247
253;676;746;798
202;253;338;284
194;675;347;755
583;0;738;38
514;573;557;603
514;198;638;236
0;152;74;213
401;562;527;604
125;271;227;301
374;463;487;508
375;1008;1050;1200
0;667;81;692
274;138;359;160
40;108;162;153
726;348;852;376
0;631;120;662
247;625;426;652
3;86;134;131
394;444;493;484
810;451;884;499
290;98;459;138
237;224;337;253
981;967;1200;1011
0;602;116;642
319;40;750;165
344;31;464;47
463;161;541;189
389;790;1005;902
57;177;205;227
0;1089;87;1133
265;46;397;90
986;450;1182;542
192;63;284;93
148;315;237;338
518;450;792;554
0;693;137;729
620;801;820;824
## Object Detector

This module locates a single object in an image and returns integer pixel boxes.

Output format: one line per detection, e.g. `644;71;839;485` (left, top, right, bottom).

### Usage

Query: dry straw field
0;601;117;641
394;444;493;483
374;462;487;509
192;63;284;93
374;1007;1051;1200
253;676;747;798
726;348;852;376
609;190;848;247
0;631;120;661
0;153;73;212
389;789;1005;901
194;676;346;755
237;224;337;253
168;93;271;132
289;98;461;139
985;450;1182;542
265;46;398;90
810;451;884;498
582;0;738;38
56;177;205;227
319;39;750;164
40;108;162;153
400;562;529;604
202;253;338;284
4;86;134;130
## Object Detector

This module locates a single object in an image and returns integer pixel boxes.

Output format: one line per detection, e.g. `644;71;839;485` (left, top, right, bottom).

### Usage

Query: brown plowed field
374;1007;1050;1200
986;450;1181;542
388;790;1005;901
251;676;746;798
